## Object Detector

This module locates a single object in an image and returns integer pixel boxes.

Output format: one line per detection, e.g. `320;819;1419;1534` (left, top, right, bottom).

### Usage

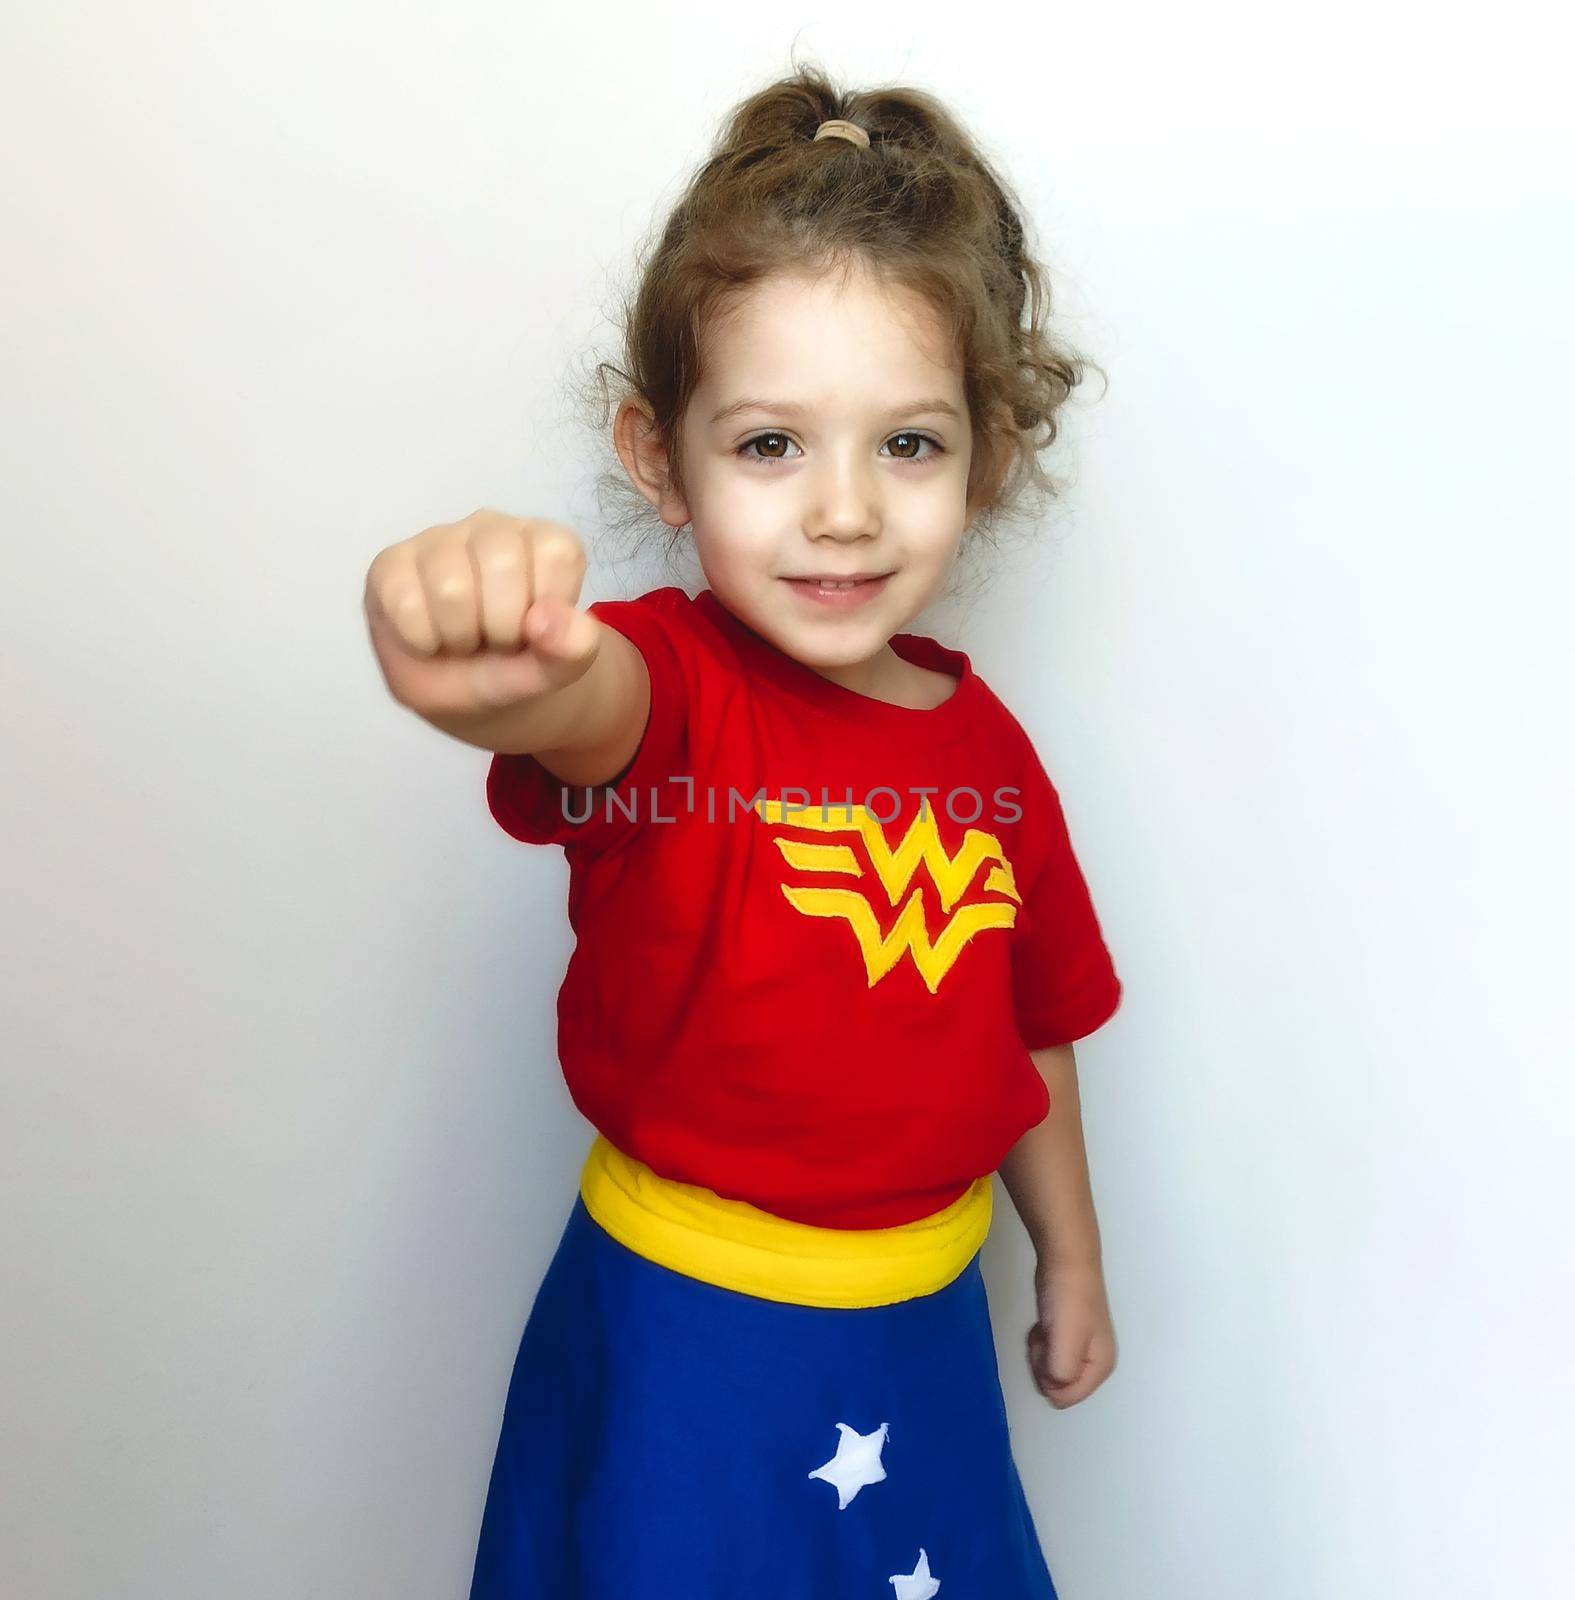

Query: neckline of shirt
695;587;980;738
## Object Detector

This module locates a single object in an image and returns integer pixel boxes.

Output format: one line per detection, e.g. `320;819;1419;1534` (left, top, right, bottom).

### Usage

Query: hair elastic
812;118;870;149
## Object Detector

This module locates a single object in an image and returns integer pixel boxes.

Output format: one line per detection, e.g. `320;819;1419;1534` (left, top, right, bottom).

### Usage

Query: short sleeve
1008;737;1123;1049
485;589;691;862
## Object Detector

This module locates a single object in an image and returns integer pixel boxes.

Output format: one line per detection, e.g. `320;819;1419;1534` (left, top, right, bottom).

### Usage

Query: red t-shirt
487;585;1122;1229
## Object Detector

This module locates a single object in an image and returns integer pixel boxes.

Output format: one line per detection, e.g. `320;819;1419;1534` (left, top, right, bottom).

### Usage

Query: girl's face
653;263;977;681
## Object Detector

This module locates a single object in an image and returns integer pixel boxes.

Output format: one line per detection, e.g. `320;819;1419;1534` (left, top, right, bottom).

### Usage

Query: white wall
2;4;1569;1596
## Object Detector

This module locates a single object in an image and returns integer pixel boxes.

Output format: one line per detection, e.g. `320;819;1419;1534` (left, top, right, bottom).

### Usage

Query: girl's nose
804;463;881;542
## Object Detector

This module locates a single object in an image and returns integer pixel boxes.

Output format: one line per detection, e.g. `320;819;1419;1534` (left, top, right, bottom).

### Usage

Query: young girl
365;64;1123;1599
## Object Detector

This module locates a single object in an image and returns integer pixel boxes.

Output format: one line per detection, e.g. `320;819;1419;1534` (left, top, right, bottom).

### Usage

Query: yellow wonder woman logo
752;799;1022;993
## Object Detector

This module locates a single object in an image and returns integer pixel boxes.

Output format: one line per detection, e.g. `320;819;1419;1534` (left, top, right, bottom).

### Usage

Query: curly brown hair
570;55;1105;574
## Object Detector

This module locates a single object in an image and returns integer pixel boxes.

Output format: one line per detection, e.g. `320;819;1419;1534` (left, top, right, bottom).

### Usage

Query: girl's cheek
702;479;781;528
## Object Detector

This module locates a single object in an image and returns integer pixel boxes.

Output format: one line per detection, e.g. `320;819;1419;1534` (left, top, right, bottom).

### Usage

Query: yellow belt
577;1132;992;1309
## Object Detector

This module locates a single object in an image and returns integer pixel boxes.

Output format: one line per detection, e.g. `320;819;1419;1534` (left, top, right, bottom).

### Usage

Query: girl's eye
738;431;801;464
883;431;944;463
736;431;946;466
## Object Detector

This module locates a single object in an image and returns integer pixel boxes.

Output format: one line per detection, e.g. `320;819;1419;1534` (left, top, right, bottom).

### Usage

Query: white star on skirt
890;1547;941;1597
806;1421;890;1509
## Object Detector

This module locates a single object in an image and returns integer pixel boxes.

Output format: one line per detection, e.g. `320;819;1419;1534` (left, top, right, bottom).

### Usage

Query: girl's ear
614;398;692;531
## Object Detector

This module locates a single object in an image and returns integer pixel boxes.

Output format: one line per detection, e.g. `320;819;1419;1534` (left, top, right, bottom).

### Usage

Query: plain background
2;3;1570;1596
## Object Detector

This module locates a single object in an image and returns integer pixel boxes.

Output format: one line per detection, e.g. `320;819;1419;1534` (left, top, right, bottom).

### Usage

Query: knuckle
389;585;426;620
432;570;470;605
424;520;470;553
472;529;527;573
532;526;585;568
367;547;410;598
414;543;464;588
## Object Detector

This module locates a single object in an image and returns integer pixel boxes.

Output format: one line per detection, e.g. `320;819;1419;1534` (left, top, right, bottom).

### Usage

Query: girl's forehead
712;266;946;341
696;274;963;397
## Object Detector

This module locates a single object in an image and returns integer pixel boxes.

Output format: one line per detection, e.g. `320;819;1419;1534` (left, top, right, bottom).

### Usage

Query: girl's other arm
998;1044;1119;1406
999;1044;1102;1266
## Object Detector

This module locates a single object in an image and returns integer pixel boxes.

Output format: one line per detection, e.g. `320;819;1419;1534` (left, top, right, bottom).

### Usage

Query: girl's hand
363;509;603;721
1025;1257;1118;1408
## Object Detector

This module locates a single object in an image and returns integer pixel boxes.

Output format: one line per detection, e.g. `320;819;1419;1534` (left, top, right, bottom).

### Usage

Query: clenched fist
363;509;605;722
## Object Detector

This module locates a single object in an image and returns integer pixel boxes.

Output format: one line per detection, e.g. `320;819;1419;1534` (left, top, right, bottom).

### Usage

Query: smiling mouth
781;573;894;588
780;572;895;606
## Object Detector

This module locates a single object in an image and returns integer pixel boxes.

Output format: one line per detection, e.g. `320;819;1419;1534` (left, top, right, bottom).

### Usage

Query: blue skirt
468;1183;1060;1597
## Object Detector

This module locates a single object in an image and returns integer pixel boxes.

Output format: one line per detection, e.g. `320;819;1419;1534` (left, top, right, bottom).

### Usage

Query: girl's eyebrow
709;396;963;425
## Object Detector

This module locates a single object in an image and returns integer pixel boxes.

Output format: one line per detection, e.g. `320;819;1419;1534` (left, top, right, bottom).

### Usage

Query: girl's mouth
780;573;893;609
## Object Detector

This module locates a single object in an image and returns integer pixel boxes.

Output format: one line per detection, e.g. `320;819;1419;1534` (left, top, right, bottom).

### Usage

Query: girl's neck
808;646;959;710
